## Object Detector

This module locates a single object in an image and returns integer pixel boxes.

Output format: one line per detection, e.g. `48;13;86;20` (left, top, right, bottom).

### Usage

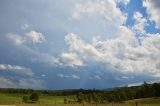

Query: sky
0;0;160;89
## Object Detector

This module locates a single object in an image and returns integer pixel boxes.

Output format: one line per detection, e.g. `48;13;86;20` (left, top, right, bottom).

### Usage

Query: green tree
92;93;99;103
30;92;39;102
64;98;67;104
77;92;84;103
22;95;29;103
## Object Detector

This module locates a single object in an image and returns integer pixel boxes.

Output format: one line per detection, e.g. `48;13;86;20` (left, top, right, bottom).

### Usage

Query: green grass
0;93;160;106
0;93;75;105
125;97;160;106
0;93;23;105
39;95;75;104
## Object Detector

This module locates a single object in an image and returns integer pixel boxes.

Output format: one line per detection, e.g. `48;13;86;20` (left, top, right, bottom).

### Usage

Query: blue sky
0;0;160;89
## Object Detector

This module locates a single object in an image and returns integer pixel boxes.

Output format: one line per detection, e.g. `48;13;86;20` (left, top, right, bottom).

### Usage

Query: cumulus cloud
60;33;102;66
64;33;104;62
6;33;59;66
29;52;60;66
72;0;126;26
132;11;148;36
117;0;130;5
57;73;80;79
61;53;83;67
0;64;34;76
143;0;160;28
94;75;101;80
61;30;160;78
41;74;46;77
7;33;25;45
133;11;143;20
26;30;45;43
7;30;45;44
0;64;43;89
90;75;102;80
127;82;143;87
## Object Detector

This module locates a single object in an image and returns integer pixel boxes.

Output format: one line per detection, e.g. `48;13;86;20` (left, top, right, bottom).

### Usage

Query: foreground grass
0;93;160;106
125;97;160;106
0;93;75;105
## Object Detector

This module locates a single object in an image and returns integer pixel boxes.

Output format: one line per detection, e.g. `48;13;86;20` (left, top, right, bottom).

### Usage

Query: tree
30;92;39;102
77;92;84;103
64;98;67;104
92;93;99;103
22;95;29;103
152;83;160;97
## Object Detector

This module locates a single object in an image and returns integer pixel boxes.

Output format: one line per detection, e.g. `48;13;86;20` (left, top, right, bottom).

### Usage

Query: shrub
22;95;29;103
64;98;67;104
30;92;39;103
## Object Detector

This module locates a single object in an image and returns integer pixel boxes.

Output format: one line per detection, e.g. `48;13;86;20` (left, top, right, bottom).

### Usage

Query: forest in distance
0;81;160;104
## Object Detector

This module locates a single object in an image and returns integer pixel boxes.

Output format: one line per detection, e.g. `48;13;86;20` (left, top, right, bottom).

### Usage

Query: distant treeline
76;82;160;103
0;82;160;103
0;88;101;96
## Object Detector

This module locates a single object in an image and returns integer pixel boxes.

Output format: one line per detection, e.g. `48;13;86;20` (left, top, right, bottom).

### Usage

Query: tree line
76;82;160;103
0;82;160;103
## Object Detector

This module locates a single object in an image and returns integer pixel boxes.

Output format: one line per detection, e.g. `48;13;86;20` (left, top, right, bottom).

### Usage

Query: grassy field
0;93;75;105
125;97;160;106
0;93;160;106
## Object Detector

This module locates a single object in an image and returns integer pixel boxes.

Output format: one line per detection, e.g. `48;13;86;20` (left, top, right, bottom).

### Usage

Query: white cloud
21;24;29;30
71;74;80;79
0;77;17;88
57;73;64;78
117;0;130;5
7;30;45;44
7;33;25;45
61;27;136;66
30;52;60;66
133;11;143;20
6;33;59;67
0;76;43;89
0;64;6;70
132;11;148;35
94;75;102;80
18;78;43;89
61;31;160;78
127;82;143;87
89;75;102;80
57;73;80;79
0;64;34;76
72;0;126;26
64;33;104;62
26;30;45;43
61;53;83;67
41;74;46;77
143;0;160;28
116;76;134;81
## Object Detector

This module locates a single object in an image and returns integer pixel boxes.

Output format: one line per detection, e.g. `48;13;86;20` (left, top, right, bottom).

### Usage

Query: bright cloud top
143;0;160;28
61;30;160;77
57;73;80;79
26;31;45;43
0;64;34;76
7;30;45;44
72;0;126;26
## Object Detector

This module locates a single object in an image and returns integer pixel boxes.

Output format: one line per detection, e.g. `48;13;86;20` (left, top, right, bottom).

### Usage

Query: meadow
0;93;160;106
